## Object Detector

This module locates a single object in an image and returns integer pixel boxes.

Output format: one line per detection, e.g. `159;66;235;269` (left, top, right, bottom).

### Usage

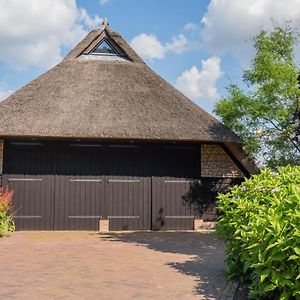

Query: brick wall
201;144;244;178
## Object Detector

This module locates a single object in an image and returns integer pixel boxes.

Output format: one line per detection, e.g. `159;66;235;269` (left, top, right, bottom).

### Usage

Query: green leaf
288;255;299;261
263;283;276;293
279;291;291;300
294;247;300;256
260;269;270;283
270;252;287;262
265;241;281;251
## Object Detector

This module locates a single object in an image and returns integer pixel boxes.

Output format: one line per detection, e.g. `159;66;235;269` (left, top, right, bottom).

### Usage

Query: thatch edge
0;133;242;145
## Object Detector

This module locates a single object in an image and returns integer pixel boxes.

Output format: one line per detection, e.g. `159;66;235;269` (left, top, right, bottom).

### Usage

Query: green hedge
217;166;300;299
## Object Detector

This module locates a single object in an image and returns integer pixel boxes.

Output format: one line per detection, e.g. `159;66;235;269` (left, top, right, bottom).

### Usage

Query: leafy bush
0;187;15;237
217;165;300;299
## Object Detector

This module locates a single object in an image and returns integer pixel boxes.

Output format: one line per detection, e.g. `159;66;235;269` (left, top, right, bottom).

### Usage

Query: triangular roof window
91;39;118;56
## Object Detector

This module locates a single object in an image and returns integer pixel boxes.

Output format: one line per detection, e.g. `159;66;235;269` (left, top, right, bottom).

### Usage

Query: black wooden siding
2;140;227;231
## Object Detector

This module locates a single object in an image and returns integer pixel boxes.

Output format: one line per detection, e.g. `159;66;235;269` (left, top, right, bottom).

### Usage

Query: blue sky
0;0;299;114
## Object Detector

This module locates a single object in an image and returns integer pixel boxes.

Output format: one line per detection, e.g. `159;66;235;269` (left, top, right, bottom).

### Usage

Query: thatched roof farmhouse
0;22;257;231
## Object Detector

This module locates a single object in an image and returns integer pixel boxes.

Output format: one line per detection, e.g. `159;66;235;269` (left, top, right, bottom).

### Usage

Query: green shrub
0;187;15;237
217;165;300;299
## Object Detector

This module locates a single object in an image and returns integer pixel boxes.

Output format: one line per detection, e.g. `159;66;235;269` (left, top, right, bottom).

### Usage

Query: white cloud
99;0;110;5
130;34;166;60
130;33;188;60
183;23;198;31
175;57;223;102
201;0;300;64
165;34;187;54
79;8;102;28
0;0;102;69
0;88;13;102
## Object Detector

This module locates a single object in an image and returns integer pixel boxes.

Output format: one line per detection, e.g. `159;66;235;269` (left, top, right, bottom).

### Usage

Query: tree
214;25;300;168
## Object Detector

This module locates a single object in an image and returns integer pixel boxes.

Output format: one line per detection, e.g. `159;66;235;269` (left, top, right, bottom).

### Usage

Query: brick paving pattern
0;231;237;299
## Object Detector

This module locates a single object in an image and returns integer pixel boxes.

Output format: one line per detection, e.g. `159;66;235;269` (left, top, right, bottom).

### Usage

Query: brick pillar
194;218;204;231
99;218;109;232
194;218;217;231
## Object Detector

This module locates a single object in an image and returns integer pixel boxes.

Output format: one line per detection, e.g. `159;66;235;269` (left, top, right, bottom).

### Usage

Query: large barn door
151;177;194;230
151;145;200;230
2;142;56;230
106;176;151;230
52;144;107;230
2;174;55;230
3;140;201;231
105;145;151;230
53;175;105;230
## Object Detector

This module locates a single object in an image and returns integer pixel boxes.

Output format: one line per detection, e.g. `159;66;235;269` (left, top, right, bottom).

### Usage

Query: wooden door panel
152;177;194;230
54;176;105;230
2;174;54;230
106;177;151;230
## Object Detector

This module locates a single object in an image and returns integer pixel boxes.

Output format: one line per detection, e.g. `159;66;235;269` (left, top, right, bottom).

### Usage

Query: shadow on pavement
95;231;227;299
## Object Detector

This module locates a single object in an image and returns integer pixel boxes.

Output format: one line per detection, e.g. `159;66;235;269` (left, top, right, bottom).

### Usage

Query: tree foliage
214;25;300;167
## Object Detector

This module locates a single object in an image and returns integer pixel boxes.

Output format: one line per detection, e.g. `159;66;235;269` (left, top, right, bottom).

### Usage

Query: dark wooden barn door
54;175;105;230
2;141;153;231
52;145;107;230
151;178;194;230
105;145;151;230
106;177;151;230
2;142;109;230
151;146;201;230
2;141;201;231
2;142;56;230
2;174;54;230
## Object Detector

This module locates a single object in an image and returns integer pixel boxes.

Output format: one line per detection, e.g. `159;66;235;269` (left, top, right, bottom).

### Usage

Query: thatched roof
0;24;241;143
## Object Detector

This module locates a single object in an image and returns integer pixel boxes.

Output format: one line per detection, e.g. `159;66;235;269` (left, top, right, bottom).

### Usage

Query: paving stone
0;231;232;299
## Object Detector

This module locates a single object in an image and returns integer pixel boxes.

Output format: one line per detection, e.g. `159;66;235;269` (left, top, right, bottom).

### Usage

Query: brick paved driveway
0;231;232;299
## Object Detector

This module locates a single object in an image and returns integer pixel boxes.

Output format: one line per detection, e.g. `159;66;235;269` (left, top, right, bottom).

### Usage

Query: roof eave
0;133;242;144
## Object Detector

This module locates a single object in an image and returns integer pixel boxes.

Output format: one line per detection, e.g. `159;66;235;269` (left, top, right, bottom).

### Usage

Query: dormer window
78;36;129;62
91;39;118;56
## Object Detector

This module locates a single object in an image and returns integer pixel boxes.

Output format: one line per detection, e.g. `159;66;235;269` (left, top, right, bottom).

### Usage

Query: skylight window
91;39;118;55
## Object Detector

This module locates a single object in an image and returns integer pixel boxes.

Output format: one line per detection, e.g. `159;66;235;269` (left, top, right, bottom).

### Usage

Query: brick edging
219;281;239;300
